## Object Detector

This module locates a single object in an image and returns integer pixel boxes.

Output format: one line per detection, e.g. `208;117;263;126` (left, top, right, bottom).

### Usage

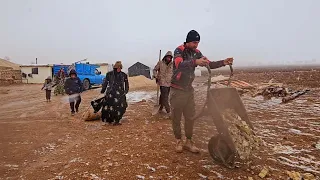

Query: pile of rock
222;109;262;162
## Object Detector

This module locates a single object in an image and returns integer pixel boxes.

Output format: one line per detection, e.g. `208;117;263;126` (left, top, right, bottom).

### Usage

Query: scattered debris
209;75;254;95
258;167;269;178
314;141;320;149
4;164;19;168
211;75;229;83
253;84;288;98
303;172;316;180
69;157;82;163
288;129;302;134
136;175;145;179
198;173;207;179
145;164;156;172
157;165;168;169
252;80;310;103
282;89;310;103
286;171;301;180
286;171;316;180
90;173;100;179
54;176;64;180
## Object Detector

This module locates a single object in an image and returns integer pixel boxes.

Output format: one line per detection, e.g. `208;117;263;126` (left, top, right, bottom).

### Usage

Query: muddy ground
0;67;319;180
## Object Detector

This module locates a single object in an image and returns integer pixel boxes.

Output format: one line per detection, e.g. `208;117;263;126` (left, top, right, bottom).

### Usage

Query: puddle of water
278;156;320;174
288;128;314;136
244;96;283;110
295;99;307;104
273;144;311;155
126;91;156;103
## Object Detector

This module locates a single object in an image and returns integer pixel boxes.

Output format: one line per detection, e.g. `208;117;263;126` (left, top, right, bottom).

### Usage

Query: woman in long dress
100;61;129;125
54;68;66;96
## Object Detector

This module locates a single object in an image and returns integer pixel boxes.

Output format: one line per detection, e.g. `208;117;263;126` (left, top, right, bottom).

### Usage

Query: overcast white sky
0;0;319;69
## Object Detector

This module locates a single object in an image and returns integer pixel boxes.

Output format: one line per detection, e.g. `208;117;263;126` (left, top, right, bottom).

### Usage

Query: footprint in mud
55;112;62;118
86;124;102;131
33;111;46;116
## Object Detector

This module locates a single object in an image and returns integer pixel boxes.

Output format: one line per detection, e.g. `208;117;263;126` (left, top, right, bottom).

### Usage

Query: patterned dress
54;79;65;95
54;70;66;95
100;70;129;124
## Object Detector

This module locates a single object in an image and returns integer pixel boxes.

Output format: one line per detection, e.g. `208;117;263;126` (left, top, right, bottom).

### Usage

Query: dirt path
0;69;319;180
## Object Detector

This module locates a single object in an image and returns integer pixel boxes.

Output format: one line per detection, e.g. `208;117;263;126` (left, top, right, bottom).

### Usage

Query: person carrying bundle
64;69;83;116
100;61;129;126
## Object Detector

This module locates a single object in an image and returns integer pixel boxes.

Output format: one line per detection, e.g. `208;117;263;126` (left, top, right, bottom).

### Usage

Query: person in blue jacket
64;69;83;115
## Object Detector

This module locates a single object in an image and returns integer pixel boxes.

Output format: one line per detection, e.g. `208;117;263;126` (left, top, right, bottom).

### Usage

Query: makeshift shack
96;63;110;75
20;64;53;84
128;62;151;79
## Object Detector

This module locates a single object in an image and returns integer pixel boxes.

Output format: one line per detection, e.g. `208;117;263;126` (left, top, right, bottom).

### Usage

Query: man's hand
195;57;209;67
223;57;234;65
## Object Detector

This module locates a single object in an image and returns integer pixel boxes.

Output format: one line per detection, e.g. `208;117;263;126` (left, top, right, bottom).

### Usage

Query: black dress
100;70;129;124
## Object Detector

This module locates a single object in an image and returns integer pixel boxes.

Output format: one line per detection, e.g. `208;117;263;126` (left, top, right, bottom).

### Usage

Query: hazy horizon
1;0;319;69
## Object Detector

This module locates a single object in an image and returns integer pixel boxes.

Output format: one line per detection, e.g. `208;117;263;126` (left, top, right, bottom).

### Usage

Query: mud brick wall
0;70;22;85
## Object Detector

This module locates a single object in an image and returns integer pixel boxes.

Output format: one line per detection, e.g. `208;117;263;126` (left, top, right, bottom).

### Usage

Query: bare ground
0;67;319;180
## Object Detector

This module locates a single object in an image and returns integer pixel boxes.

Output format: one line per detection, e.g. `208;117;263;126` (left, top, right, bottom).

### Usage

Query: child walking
41;76;56;102
64;69;83;115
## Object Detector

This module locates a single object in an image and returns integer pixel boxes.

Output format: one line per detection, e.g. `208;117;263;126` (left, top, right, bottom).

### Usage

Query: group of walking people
41;68;83;115
41;29;234;154
41;61;129;124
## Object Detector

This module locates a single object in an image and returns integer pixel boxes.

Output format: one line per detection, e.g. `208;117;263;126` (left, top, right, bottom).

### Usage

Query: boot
113;122;122;126
158;106;164;114
101;121;107;126
175;139;183;153
184;139;200;153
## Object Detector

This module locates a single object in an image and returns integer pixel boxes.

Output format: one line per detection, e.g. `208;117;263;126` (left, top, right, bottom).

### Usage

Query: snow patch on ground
126;91;156;103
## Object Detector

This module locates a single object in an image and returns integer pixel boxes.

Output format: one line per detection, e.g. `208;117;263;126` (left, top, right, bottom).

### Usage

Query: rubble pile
222;109;262;162
253;81;310;103
253;83;288;98
209;76;310;103
210;75;255;95
128;75;157;91
286;171;316;180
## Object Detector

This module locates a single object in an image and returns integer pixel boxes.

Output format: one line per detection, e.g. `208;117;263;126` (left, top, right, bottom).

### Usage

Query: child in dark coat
64;69;83;115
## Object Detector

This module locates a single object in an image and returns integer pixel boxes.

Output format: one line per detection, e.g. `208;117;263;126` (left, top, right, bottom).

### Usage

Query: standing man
170;30;234;153
153;51;173;114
